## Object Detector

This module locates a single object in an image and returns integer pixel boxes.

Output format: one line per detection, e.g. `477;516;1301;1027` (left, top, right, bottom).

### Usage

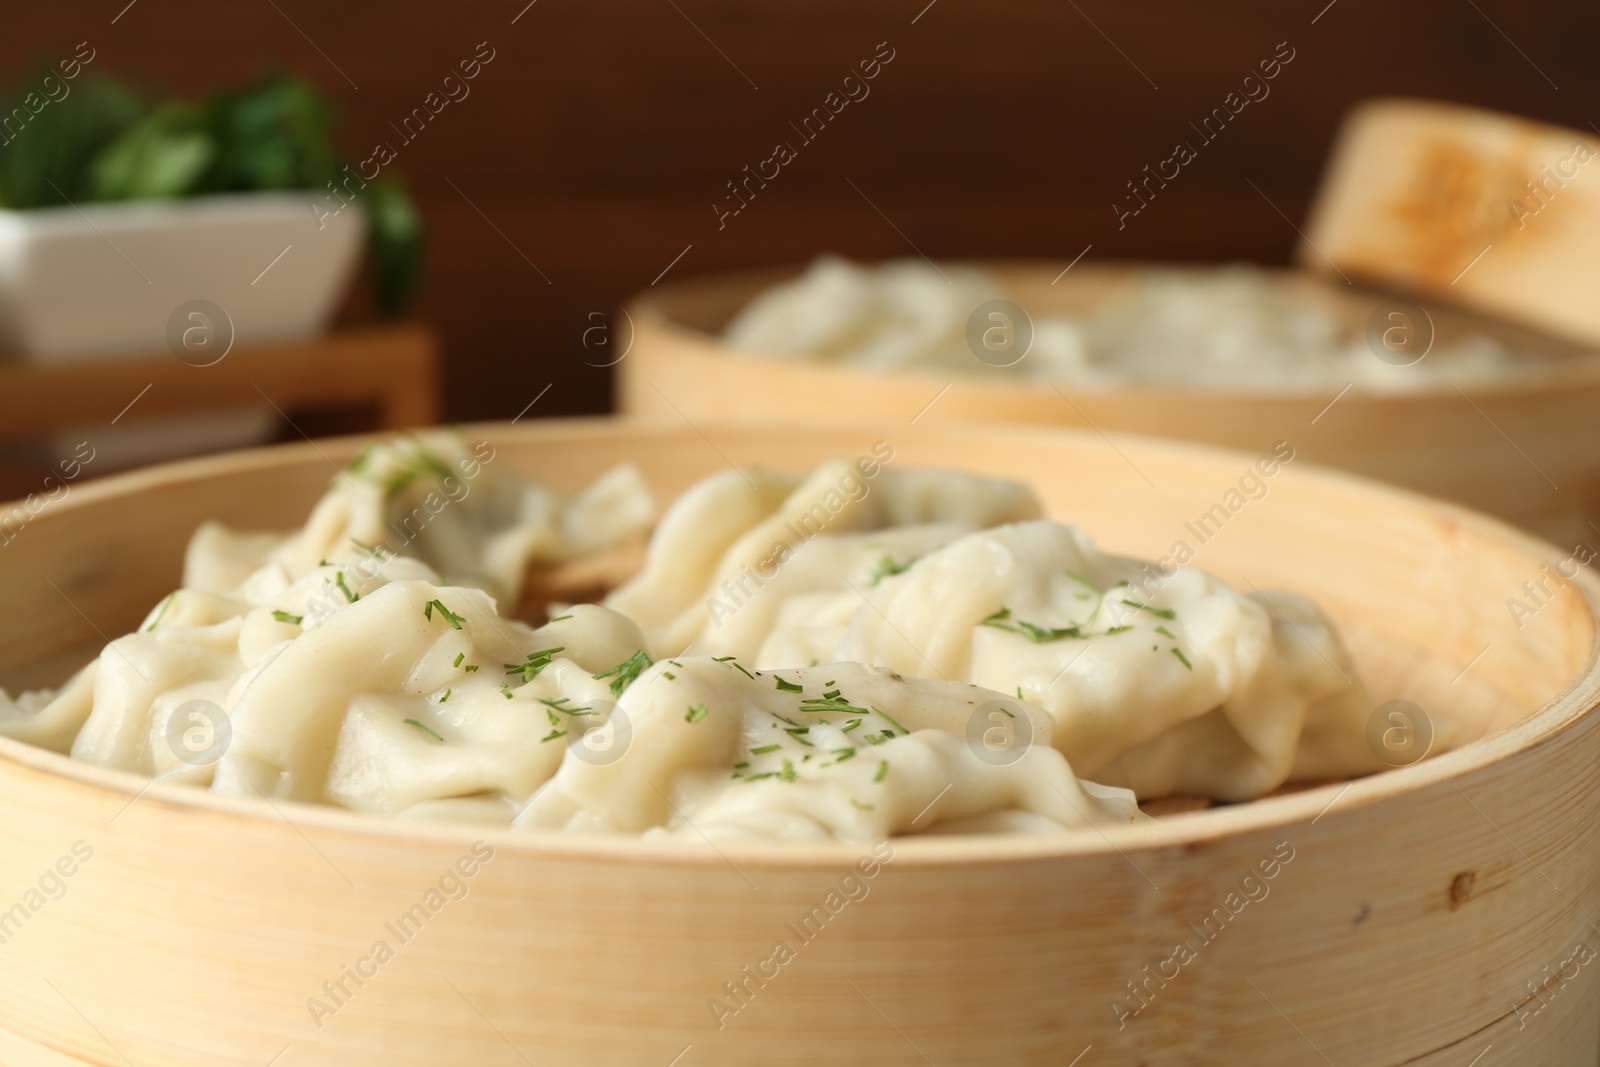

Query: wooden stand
0;325;440;442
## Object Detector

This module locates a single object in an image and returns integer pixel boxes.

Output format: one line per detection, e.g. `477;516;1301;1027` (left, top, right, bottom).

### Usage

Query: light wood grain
0;419;1596;1065
621;262;1600;547
0;325;440;441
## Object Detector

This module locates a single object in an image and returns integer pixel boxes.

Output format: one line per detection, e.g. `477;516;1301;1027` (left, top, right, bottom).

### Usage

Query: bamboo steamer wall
0;419;1598;1065
621;262;1600;548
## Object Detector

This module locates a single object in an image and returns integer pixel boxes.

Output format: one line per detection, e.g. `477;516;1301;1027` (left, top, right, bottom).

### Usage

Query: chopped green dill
851;799;875;812
404;718;443;742
663;671;676;681
868;554;919;585
145;592;177;632
980;606;1013;628
1155;625;1176;639
335;571;359;603
720;655;755;681
271;610;303;625
540;729;567;743
981;606;1092;643
780;759;797;782
799;693;871;716
500;683;514;700
750;744;782;755
349;537;383;557
685;704;709;724
440;688;452;703
842;718;863;732
872;706;909;734
1104;625;1133;635
775;677;805;693
548;613;573;623
424;599;463;629
997;706;1016;718
594;649;653;695
538;696;593;716
1016;686;1024;699
833;747;857;762
1172;648;1193;670
464;664;479;673
743;772;778;782
453;652;465;667
734;761;749;769
506;647;565;683
1121;598;1176;619
547;709;561;726
874;760;889;783
1023;620;1085;642
1064;568;1099;592
864;731;894;746
413;445;453;480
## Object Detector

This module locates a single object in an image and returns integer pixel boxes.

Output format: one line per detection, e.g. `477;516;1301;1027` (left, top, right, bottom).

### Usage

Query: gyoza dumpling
9;537;654;824
185;431;653;605
836;521;1382;801
515;658;1142;842
211;585;649;819
605;457;1042;661
722;255;1004;371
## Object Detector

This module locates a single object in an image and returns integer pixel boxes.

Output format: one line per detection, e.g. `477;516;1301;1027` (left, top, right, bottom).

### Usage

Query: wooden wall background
2;0;1595;424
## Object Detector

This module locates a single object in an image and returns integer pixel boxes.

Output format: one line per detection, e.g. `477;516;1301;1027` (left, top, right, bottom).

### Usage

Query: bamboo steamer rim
4;415;1596;868
627;259;1600;395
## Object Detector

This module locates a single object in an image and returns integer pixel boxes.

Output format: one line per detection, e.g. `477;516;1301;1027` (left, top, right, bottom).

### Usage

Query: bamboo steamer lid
1299;97;1600;346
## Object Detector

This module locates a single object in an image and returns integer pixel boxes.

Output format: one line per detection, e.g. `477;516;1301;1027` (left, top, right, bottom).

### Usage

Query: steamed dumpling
185;431;653;604
836;521;1382;801
722;255;1004;371
605;457;1042;660
36;540;651;818
516;658;1142;841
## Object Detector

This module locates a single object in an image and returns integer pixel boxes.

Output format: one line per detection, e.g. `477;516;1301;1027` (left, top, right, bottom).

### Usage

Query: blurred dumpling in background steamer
723;255;1538;391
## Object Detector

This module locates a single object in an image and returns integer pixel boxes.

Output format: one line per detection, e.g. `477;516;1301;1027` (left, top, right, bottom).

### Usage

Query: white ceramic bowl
0;191;365;363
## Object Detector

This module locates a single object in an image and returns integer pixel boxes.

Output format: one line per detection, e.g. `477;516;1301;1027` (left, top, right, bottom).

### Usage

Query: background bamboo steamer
621;262;1600;549
1;418;1599;1065
1299;98;1600;349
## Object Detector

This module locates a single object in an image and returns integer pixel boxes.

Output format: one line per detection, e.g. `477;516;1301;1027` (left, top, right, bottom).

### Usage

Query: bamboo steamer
1;418;1598;1066
621;262;1600;548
